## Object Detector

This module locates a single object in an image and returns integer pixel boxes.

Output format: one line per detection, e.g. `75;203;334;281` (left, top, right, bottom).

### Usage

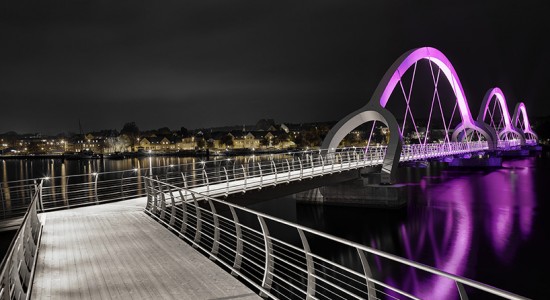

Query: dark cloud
1;0;548;134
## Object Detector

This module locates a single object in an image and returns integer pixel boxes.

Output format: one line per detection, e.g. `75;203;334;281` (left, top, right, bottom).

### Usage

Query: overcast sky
1;0;548;134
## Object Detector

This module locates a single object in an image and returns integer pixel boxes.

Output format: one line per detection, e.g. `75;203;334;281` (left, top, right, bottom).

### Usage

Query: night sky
1;1;548;134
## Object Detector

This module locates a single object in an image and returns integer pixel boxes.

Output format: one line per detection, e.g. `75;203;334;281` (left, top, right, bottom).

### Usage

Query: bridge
0;47;538;299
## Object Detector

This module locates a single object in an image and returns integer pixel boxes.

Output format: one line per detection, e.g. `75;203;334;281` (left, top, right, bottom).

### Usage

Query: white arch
322;47;493;183
512;102;538;142
477;88;525;145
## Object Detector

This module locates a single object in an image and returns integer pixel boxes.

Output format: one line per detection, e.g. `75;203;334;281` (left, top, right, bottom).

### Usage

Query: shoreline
0;148;296;160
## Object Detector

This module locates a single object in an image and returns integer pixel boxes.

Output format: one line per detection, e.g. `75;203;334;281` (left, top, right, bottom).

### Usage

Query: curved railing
1;143;489;219
0;182;42;300
144;177;527;300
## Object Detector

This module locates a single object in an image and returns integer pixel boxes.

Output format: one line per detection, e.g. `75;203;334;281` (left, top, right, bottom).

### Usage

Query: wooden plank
32;198;260;300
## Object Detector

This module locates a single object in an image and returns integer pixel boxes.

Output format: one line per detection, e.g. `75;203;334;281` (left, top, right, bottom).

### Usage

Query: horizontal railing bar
148;175;527;300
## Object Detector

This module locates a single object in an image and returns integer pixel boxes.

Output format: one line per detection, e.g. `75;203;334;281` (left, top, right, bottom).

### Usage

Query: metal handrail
144;176;527;300
1;142;490;218
497;140;522;149
0;182;43;300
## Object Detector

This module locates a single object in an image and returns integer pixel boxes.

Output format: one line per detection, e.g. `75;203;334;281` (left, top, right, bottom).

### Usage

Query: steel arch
322;47;493;183
477;87;525;145
512;102;538;142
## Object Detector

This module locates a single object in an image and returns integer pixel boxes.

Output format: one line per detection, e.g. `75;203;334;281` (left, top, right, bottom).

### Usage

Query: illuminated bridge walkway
1;46;538;299
156;142;489;203
31;197;260;300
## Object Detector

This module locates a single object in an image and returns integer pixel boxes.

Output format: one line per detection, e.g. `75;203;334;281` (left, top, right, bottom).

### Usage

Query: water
1;154;548;298
0;156;225;183
248;154;549;299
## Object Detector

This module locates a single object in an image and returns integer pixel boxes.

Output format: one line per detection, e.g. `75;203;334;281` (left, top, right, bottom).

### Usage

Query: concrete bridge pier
448;152;503;167
294;167;407;208
499;146;534;158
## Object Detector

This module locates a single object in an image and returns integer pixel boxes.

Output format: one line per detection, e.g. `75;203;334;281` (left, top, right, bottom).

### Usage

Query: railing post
298;157;303;180
241;164;247;193
229;206;243;276
320;153;325;174
0;182;5;219
202;169;209;196
223;167;229;196
168;188;176;226
258;162;263;189
207;198;220;260
190;193;202;248
456;281;469;300
152;177;159;213
181;172;188;189
369;148;373;164
311;154;315;177
144;177;152;211
298;229;316;300
158;181;167;221
93;173;99;204
271;160;277;185
120;171;125;200
39;179;45;212
33;179;45;212
177;190;188;235
257;216;274;298
349;146;357;168
309;154;314;176
357;249;377;300
285;159;291;183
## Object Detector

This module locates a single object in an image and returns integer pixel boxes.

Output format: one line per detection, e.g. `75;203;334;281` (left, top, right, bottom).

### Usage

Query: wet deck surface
32;198;260;300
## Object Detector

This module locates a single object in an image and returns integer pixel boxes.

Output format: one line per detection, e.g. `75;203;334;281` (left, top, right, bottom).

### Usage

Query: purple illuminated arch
477;88;525;145
512;102;538;142
322;47;493;183
377;47;476;126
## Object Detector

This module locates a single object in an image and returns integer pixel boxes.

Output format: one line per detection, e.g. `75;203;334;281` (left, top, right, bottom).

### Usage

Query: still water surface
1;154;548;298
249;154;548;299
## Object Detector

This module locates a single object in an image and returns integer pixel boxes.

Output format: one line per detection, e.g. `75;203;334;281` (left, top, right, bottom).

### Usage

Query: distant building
139;136;178;152
177;136;196;150
74;133;106;153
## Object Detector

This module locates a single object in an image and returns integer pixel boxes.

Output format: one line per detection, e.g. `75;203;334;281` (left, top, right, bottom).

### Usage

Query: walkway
32;198;260;300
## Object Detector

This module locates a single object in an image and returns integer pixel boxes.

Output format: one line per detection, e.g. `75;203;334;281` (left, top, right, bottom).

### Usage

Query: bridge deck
32;198;260;300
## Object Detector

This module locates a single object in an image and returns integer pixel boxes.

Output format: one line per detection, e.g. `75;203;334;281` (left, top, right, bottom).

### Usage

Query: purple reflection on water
483;170;515;257
380;177;475;299
503;159;535;240
391;159;535;299
401;178;473;299
477;159;537;263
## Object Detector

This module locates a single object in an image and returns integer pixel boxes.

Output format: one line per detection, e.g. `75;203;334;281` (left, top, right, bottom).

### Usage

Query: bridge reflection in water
249;158;538;299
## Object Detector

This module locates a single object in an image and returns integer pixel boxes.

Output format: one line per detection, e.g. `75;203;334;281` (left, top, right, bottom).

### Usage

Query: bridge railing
0;148;379;216
1;142;489;218
497;140;521;149
167;146;387;197
0;182;42;300
144;176;527;300
0;180;38;221
400;141;487;161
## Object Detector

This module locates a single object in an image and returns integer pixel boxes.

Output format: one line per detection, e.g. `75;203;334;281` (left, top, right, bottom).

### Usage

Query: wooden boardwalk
32;198;260;300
